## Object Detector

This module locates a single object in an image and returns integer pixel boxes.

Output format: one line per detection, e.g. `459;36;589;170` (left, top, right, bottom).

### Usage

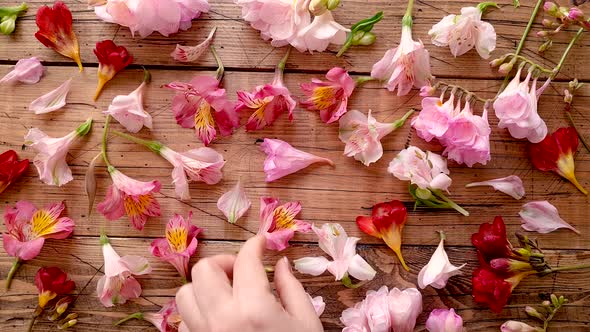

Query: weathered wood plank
1;238;589;331
0;0;587;80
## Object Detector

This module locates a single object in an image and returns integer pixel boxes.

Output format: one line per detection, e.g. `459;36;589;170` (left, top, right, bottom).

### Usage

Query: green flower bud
0;15;16;35
327;0;340;10
525;306;545;320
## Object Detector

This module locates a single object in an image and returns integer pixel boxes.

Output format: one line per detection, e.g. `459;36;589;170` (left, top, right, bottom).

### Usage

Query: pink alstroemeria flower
425;308;464;332
257;197;311;251
97;167;161;231
165;76;239;146
371;16;432;96
143;300;182;332
159;146;225;201
103;79;152;133
466;175;526;200
412;93;455;142
519;201;579;235
388;146;452;192
151;212;203;280
24;118;93;186
294;223;376;281
493;68;549;143
0;57;44;85
417;232;465;289
339;109;414;166
97;234;152;307
300;67;355;124
260;138;334;182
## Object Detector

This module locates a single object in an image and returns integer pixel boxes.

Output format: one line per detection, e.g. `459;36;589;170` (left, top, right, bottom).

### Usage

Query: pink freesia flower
294;223;376;281
260;138;334;182
257;197;311;251
97;167;161;231
339;109;414;166
97;234;152;307
171;27;216;63
493;68;549;143
159;146;225;201
290;10;348;53
103;80;152;133
388;146;452;192
389;287;423;332
429;6;497;59
466;175;525;200
2;201;74;261
29;78;72;114
0;57;44;85
93;0;210;38
501;321;539;332
165;76;239;146
24;118;93;186
425;308;464;332
217;181;251;224
300;67;355;124
412;94;455;142
308;294;325;316
150;212;203;280
519;201;580;234
371;22;432;96
143;300;182;332
417;233;465;289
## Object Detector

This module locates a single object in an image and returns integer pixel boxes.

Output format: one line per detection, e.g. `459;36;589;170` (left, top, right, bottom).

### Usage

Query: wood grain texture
0;0;589;331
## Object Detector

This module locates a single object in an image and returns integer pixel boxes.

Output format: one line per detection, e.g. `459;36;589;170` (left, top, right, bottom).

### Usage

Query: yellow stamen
311;86;336;110
194;101;215;130
31;210;57;238
124;194;154;217
273;206;298;230
166;226;188;252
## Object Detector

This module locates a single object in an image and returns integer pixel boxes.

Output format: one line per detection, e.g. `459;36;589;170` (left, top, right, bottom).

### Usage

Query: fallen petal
29;78;72;114
171;27;216;63
519;201;580;234
217;180;251;224
0;57;44;85
466;175;525;200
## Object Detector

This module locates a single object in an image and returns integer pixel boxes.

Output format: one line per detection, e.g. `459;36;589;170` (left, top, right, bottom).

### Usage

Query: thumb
274;257;320;323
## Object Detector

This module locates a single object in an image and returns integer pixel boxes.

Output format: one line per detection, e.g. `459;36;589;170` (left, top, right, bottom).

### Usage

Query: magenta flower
97;234;152;307
165;76;239;146
97;167;161;231
300;67;355;123
257;197;311;251
150;212;203;280
260;138;334;182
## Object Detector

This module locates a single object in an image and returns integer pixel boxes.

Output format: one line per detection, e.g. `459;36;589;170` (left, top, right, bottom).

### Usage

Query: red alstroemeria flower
528;127;588;195
0;150;28;195
35;266;76;308
356;200;409;271
34;2;82;71
472;267;532;313
93;40;133;100
471;216;514;261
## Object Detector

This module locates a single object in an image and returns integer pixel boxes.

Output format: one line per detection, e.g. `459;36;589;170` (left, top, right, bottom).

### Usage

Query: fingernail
283;256;292;273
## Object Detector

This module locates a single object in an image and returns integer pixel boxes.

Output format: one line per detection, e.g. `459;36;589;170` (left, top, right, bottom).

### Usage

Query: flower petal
347;254;377;281
29;78;72;114
466;175;525;200
519;201;580;234
171;27;216;62
217;180;251;224
0;57;44;85
294;256;330;276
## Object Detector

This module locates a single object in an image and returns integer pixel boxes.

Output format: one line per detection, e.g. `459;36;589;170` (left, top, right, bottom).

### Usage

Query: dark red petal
371;200;407;230
356;216;380;238
0;150;17;164
553;127;578;155
528;132;559;171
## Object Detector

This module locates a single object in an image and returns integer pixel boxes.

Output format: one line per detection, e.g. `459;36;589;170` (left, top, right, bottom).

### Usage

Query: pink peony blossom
97;167;161;231
257;197;311;251
425;308;464;332
300;67;355;124
165;76;239;146
519;201;579;234
150;212;203;280
260;138;334;182
29;78;72;114
388;146;452;192
103;80;152;133
0;57;44;85
418;233;465;289
217;180;251;224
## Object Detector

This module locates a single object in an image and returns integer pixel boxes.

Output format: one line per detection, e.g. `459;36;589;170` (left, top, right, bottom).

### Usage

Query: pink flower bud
564;89;573;104
542;18;555;28
490;258;534;273
536;30;549;37
498;62;514;75
419;85;437;96
543;2;558;15
568;7;584;21
489;58;505;67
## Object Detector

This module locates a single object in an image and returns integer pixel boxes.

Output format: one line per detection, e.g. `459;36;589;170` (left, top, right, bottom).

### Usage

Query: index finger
233;235;272;299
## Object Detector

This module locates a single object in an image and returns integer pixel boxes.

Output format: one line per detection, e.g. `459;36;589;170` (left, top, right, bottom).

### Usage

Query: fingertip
175;283;194;307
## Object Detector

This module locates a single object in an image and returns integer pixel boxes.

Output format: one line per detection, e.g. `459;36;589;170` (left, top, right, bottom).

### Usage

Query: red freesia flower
35;266;76;308
471;216;514;261
34;1;82;71
0;150;28;195
93;40;133;100
472;267;532;313
356;200;409;271
528;127;588;195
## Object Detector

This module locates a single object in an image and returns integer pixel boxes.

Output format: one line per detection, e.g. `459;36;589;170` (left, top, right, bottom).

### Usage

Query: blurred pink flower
257;197;311;251
29;78;71;114
103;81;152;133
466;175;525;200
143;300;182;332
519;201;580;234
388;146;452;192
0;57;44;85
217;181;251;224
300;67;355;124
171;27;216;63
308;294;325;316
425;308;464;332
501;321;539;332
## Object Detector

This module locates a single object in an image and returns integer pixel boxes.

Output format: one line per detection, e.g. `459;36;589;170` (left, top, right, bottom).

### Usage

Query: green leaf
337;11;383;57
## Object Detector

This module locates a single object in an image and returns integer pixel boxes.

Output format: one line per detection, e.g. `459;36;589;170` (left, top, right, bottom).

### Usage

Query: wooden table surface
1;0;589;331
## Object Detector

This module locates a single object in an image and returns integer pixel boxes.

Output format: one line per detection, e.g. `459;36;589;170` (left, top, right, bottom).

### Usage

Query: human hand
175;235;324;332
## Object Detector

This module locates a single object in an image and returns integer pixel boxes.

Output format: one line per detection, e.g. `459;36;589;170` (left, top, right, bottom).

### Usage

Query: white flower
418;234;465;289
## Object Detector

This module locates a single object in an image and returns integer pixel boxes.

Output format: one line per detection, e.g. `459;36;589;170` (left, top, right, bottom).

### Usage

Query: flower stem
114;312;143;326
566;112;590;153
341;273;363;289
211;46;224;81
101;115;112;168
111;130;163;154
551;28;585;79
354;76;375;86
142;67;151;83
274;46;292;84
27;315;36;332
392;109;415;129
402;0;414;27
435;191;469;216
515;0;544;56
5;259;21;290
541;263;590;274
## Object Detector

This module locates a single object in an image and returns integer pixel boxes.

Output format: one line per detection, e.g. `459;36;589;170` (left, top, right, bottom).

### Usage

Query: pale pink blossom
466;175;525;200
24;119;92;186
97;234;152;307
93;0;210;38
150;212;202;280
307;293;325;316
160;146;225;201
294;223;376;281
429;6;496;59
143;300;182;332
103;81;151;133
519;201;580;234
425;308;464;332
493;68;549;143
388;146;452;192
388;287;423;332
371;24;432;96
339;109;414;166
97;167;161;230
171;27;216;63
217;181;251;224
290;10;348;53
257;197;311;251
300;67;356;124
260;138;334;182
501;321;539;332
0;57;44;85
29;78;72;114
418;234;465;289
412;94;455;142
165;76;238;146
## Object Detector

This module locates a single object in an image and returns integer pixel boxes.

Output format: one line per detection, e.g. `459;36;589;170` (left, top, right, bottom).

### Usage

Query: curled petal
466;175;525;200
519;201;580;234
0;57;44;85
417;237;465;289
217;180;251;224
307;294;325;316
293;256;330;276
29;78;72;114
171;27;216;62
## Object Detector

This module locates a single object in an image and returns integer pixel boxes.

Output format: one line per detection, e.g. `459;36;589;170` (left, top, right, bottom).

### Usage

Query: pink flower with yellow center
97;167;161;231
150;212;203;280
300;67;356;123
257;197;312;251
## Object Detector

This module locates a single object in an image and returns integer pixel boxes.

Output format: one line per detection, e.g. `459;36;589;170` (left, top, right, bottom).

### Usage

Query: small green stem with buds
114;312;144;326
5;259;22;290
434;82;489;104
435;191;469;216
337;11;383;57
211;46;224;81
